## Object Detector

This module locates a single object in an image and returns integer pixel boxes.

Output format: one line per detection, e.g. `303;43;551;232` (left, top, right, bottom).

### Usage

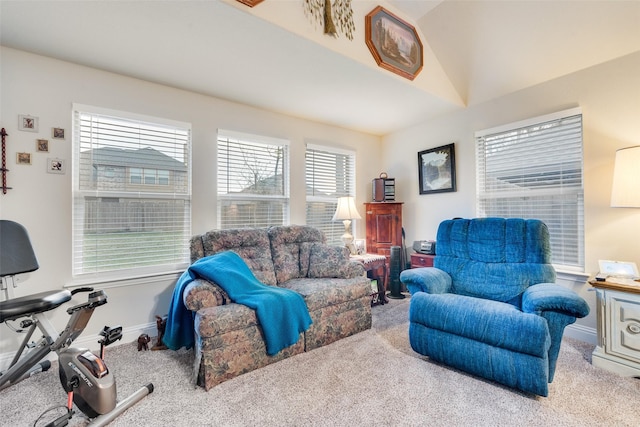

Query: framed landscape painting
418;143;456;194
365;6;423;80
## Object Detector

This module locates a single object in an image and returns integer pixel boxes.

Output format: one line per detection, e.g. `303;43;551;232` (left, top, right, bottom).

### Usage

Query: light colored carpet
1;297;638;426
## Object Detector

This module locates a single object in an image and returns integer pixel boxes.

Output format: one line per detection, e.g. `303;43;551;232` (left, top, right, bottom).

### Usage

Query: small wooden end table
350;253;388;306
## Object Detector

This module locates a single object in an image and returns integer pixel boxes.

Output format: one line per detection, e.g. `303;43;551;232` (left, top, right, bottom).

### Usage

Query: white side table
589;279;640;377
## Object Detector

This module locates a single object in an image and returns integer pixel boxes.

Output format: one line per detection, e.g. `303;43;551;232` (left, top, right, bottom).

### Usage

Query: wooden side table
410;253;435;269
589;279;640;377
350;253;388;306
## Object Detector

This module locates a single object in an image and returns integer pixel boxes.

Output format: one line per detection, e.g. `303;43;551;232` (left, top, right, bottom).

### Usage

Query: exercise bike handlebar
70;287;94;295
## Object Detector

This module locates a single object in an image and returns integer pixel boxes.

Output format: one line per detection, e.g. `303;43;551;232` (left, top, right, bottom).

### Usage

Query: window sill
66;270;184;290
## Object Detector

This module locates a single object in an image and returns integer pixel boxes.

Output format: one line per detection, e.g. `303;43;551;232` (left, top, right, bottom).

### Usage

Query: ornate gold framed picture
365;6;423;80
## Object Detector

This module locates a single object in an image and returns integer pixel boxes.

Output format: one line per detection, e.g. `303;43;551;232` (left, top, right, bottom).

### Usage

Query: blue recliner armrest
521;283;590;318
521;282;590;382
400;268;452;295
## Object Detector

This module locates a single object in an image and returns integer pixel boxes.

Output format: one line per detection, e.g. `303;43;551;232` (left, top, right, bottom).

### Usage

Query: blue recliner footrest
409;292;551;357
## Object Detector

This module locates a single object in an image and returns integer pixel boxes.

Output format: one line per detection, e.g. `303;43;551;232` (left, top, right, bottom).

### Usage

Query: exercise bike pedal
20;318;34;328
98;325;122;347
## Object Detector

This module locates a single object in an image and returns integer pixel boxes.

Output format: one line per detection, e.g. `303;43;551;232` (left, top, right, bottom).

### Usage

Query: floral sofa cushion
267;225;325;284
196;228;278;286
281;276;371;312
307;244;351;278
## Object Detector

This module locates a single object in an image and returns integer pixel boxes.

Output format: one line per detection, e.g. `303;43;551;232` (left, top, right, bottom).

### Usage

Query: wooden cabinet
590;280;640;377
411;253;435;269
364;202;403;271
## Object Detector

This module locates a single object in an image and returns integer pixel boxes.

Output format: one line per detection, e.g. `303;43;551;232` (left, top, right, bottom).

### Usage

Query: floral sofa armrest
344;260;366;278
183;278;230;312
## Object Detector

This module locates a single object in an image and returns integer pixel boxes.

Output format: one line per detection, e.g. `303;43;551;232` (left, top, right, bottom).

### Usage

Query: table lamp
610;146;640;208
332;196;361;252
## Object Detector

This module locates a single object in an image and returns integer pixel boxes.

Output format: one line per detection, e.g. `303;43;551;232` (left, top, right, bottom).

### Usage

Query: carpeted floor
1;296;638;426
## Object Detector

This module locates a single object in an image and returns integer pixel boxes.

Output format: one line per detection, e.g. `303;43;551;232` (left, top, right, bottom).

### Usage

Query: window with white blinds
72;104;192;280
475;108;584;270
305;144;356;245
217;130;289;229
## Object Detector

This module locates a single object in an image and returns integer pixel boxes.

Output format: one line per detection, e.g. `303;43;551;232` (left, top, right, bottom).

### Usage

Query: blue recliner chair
400;218;590;396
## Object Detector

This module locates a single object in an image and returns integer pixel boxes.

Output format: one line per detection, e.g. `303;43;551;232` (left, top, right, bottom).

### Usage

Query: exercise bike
0;220;153;426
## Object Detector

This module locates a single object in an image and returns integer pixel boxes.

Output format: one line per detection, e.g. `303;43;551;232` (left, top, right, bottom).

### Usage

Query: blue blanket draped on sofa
163;251;312;355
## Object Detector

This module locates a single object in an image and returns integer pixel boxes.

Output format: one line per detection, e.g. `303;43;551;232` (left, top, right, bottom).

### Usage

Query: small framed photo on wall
47;158;66;174
18;115;39;132
16;152;32;165
37;139;49;152
52;127;65;139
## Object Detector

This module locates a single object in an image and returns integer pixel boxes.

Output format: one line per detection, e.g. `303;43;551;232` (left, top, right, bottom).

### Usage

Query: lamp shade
332;196;362;221
610;146;640;208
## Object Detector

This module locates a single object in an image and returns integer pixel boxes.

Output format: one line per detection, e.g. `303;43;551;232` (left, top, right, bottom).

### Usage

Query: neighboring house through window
217;130;290;229
475;107;584;270
305;143;357;245
72;104;192;280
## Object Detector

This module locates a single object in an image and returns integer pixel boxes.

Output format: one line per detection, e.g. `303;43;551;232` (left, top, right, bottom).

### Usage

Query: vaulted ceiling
1;1;639;136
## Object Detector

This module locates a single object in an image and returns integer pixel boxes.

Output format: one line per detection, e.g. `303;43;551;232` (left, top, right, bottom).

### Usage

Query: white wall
0;47;382;357
3;46;638;359
383;51;640;336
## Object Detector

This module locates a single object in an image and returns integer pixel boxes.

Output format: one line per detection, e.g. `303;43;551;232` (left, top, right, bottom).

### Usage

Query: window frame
305;143;357;246
72;104;192;282
475;107;585;271
216;129;290;229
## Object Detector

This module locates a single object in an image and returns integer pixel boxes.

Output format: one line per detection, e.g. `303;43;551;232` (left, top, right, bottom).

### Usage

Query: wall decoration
16;152;32;165
47;158;66;174
235;0;263;7
365;6;423;80
18;115;39;132
36;139;49;152
52;127;65;139
304;0;355;40
1;128;10;194
418;143;456;194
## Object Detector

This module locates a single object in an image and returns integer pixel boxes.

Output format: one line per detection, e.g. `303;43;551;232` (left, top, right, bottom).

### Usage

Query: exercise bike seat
0;289;72;323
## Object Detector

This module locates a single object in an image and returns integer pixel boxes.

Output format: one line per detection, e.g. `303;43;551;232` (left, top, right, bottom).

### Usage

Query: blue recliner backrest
434;218;556;304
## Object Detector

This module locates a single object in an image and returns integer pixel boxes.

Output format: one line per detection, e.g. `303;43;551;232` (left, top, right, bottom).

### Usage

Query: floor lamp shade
610;146;640;208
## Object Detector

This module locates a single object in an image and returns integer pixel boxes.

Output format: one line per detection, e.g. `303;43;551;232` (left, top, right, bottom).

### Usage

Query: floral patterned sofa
184;225;372;390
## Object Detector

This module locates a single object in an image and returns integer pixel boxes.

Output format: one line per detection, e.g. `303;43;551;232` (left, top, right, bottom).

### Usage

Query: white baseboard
0;321;157;372
564;323;596;345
